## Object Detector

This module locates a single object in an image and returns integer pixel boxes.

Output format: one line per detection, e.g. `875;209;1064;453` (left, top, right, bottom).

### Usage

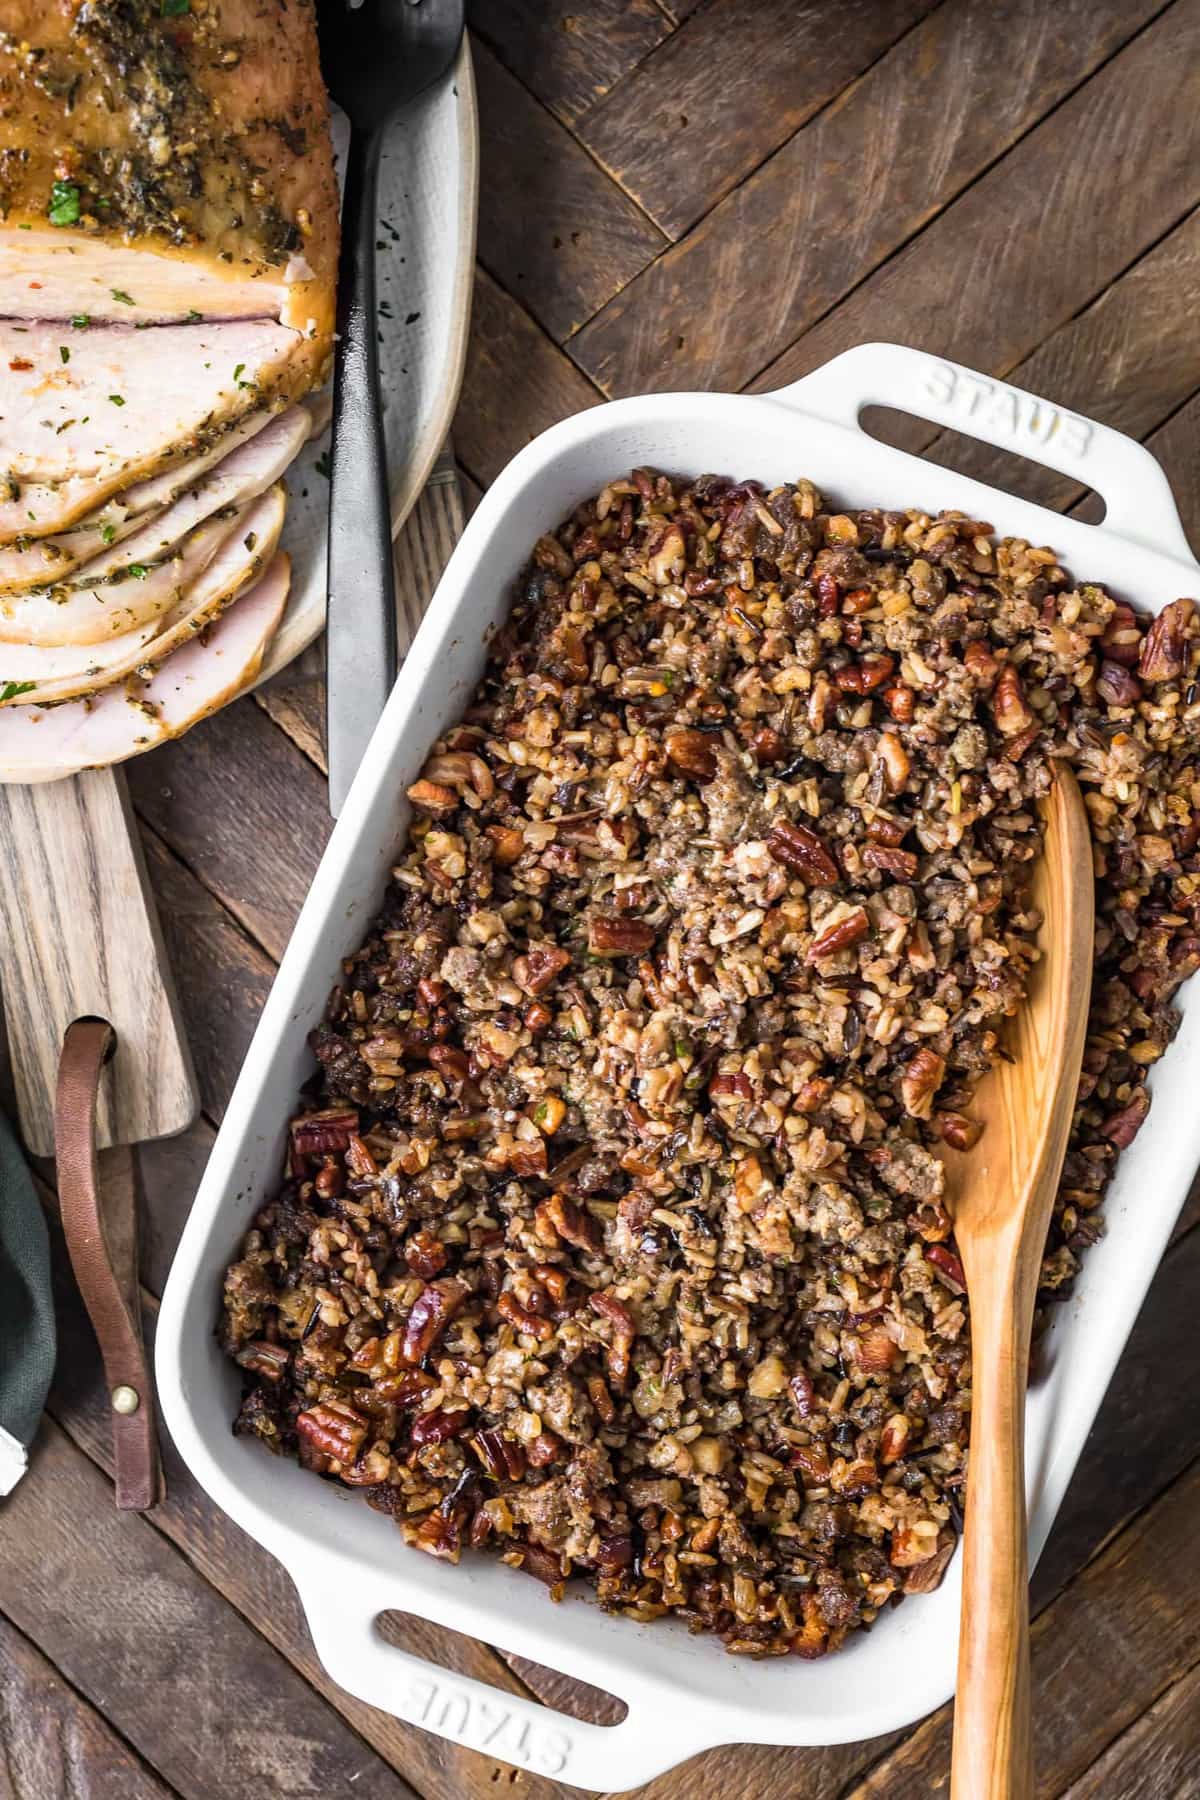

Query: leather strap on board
54;1018;161;1511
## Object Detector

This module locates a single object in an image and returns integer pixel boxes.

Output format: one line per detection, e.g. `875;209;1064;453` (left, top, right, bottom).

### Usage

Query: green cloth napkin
0;1110;54;1493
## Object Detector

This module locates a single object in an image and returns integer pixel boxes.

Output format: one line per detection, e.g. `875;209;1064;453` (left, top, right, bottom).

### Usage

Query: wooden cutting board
0;766;198;1158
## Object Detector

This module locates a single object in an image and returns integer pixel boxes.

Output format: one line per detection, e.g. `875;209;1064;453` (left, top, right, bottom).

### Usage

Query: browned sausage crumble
221;470;1199;1657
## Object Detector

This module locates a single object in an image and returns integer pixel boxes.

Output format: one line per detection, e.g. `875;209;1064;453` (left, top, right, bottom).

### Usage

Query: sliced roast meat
0;408;306;597
0;555;292;783
0;486;286;705
0;319;309;542
0;2;335;362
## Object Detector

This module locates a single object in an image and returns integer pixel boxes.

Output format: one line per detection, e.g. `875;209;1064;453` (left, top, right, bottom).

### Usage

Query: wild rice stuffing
221;470;1200;1658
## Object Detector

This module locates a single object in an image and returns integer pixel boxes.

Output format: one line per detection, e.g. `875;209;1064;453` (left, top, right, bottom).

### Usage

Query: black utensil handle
326;126;397;816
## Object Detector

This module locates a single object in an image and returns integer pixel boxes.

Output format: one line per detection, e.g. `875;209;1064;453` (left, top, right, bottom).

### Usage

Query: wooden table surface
6;4;1200;1796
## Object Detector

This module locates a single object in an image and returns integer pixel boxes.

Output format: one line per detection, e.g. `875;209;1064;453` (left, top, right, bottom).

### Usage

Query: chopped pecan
375;1369;438;1406
879;1414;910;1465
903;1528;957;1595
877;731;910;792
405;779;458;813
789;1443;830;1484
1101;1090;1150;1148
589;1291;636;1388
588;914;656;956
1138;599;1194;681
794;1076;833;1114
513;943;571;994
832;653;895;694
497;1290;555;1341
926;1244;967;1293
471;1427;526;1481
963;637;999;682
806;906;869;963
789;1370;816;1418
989;664;1033;736
536;1191;602;1251
595;1533;634;1574
411;1408;471;1447
665;727;718;781
900;1048;945;1118
1100;601;1142;665
401;1279;467;1364
1096;660;1143;707
587;1373;616;1425
854;1326;901;1373
862;843;917;879
404;1230;449;1279
766;819;839;884
486;822;525;865
937;1111;982;1151
526;1429;563;1469
883;681;915;722
524;999;554;1033
750;725;786;763
234;1340;290;1381
291;1109;358;1156
296;1402;367;1464
708;1070;754;1102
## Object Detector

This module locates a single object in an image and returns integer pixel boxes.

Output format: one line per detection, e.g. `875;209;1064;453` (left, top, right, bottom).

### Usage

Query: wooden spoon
944;764;1093;1799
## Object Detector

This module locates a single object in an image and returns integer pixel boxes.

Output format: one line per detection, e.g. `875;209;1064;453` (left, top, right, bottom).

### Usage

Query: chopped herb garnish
70;314;90;329
125;564;148;579
59;346;69;364
48;180;80;228
0;681;36;702
315;450;331;479
232;362;245;385
16;223;31;231
110;289;135;306
100;523;117;545
186;308;202;322
244;532;257;552
108;394;125;406
162;0;190;12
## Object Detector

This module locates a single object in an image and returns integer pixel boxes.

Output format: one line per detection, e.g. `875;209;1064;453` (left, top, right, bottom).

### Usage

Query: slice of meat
0;1;335;367
0;319;308;539
0;485;285;704
2;500;254;648
0;554;291;782
0;406;306;595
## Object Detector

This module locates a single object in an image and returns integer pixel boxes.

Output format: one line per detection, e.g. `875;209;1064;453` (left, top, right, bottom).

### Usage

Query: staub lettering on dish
406;1676;573;1776
922;361;1093;459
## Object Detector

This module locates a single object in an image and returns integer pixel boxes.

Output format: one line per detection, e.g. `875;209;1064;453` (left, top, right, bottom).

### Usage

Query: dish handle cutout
769;342;1195;567
296;1576;714;1791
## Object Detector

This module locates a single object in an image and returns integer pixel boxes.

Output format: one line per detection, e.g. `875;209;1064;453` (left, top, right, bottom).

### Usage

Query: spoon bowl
945;764;1093;1798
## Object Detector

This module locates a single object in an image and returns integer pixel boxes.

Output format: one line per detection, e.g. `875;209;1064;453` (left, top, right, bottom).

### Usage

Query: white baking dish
157;343;1200;1791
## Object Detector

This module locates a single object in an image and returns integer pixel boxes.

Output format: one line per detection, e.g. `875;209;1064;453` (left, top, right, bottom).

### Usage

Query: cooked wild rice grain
221;471;1200;1658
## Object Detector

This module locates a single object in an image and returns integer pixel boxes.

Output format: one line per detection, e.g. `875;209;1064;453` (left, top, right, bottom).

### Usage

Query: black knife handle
325;125;397;816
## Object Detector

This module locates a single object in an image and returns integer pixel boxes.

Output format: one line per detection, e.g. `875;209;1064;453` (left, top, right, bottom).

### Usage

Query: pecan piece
989;664;1033;736
411;1408;471;1448
526;1429;563;1468
937;1111;982;1151
1096;660;1143;707
291;1108;358;1156
405;779;458;813
883;681;915;722
234;1340;290;1381
595;1533;634;1574
877;731;910;792
536;1191;602;1251
832;653;895;694
806;906;869;963
900;1047;945;1119
404;1230;448;1279
879;1414;910;1465
471;1427;526;1481
963;637;999;682
854;1326;901;1373
766;819;839;884
296;1402;367;1464
401;1279;468;1364
497;1291;555;1341
588;914;656;956
750;725;786;763
926;1244;967;1293
862;843;917;879
1138;599;1194;682
789;1370;816;1418
589;1291;636;1389
665;727;718;782
513;943;571;994
486;823;525;866
1101;1090;1150;1148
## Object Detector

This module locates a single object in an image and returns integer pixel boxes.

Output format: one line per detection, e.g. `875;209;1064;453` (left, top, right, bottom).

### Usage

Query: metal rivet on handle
111;1385;140;1416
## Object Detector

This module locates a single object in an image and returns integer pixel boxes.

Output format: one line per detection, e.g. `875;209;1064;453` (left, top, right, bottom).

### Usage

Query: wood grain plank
468;0;671;128
872;205;1200;515
0;769;198;1159
843;1461;1200;1797
475;39;666;340
136;1117;216;1298
576;0;934;240
1071;385;1200;548
0;1614;176;1800
753;1;1200;406
452;268;602;487
1062;1658;1200;1799
570;0;1163;396
138;828;272;1125
44;1279;579;1800
2;1421;414;1800
125;696;330;964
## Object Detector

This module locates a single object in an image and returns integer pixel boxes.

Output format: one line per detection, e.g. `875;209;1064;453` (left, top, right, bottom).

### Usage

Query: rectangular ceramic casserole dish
157;342;1200;1792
